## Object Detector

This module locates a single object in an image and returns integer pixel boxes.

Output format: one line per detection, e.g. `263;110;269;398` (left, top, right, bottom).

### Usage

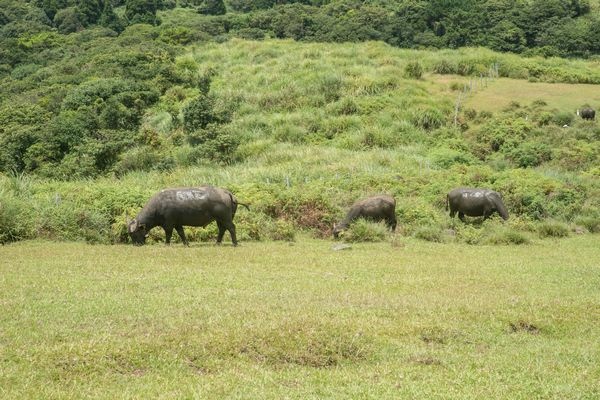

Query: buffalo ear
128;219;138;233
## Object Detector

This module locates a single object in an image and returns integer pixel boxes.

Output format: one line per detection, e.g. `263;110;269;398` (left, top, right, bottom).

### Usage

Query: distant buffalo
333;195;397;238
128;186;248;246
579;107;595;120
446;188;508;222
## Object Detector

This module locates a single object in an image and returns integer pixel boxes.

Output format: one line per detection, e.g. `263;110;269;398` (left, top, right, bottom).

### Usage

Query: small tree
183;94;217;133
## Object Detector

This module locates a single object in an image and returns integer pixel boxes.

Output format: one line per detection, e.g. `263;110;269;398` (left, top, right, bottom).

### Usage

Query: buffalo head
128;219;148;245
332;222;346;239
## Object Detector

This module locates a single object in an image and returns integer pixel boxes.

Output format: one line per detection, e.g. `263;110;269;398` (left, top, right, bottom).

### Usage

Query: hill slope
1;39;599;244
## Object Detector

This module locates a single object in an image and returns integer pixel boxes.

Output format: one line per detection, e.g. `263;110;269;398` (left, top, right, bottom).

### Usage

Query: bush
113;146;174;175
187;124;241;164
456;224;482;245
404;61;423;79
0;194;33;243
410;108;446;130
342;219;388;243
483;229;530;245
507;142;552;168
537;221;570;238
413;225;443;242
552;111;574;126
432;59;457;75
574;216;600;233
429;147;476;168
270;219;296;241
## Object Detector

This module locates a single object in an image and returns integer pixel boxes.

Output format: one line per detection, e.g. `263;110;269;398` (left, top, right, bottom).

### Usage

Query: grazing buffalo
333;195;397;238
446;188;508;222
579;107;595;120
128;186;248;246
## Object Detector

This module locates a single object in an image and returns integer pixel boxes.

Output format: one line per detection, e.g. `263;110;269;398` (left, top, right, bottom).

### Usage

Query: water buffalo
446;188;508;222
333;195;397;238
128;186;248;246
579;107;595;120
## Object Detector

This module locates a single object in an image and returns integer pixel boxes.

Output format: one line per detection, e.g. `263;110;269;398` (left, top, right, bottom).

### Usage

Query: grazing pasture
459;77;600;113
1;236;599;399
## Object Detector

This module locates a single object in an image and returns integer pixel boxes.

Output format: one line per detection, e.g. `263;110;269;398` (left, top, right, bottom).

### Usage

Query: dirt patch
509;320;540;334
235;322;372;368
408;354;443;366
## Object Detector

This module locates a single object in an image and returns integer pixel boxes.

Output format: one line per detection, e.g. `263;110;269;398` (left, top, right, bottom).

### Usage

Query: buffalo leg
175;226;189;246
449;209;456;218
216;221;226;244
164;226;173;244
388;218;397;232
225;221;238;246
458;212;466;222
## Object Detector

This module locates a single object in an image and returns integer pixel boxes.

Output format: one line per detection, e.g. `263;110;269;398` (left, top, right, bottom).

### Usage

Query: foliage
198;0;227;15
404;60;423;80
341;219;388;243
537;220;571;238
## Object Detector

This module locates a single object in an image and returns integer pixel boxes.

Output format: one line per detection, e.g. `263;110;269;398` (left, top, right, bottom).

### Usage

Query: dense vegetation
0;2;599;245
3;0;600;58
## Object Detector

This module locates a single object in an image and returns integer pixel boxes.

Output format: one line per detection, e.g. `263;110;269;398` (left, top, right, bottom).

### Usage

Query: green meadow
1;236;599;399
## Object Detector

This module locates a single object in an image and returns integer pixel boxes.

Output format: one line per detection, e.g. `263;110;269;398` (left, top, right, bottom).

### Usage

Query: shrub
319;74;343;103
113;146;173;175
507;142;552;168
410;108;446;130
404;61;423;79
552;111;574;126
432;59;457;75
328;97;359;115
413;225;443;242
484;229;530;245
269;219;296;241
0;194;33;243
342;220;388;243
537;221;570;238
429;147;476;168
574;216;600;233
235;28;266;40
183;94;219;133
187;125;241;164
463;108;477;120
456;224;482;245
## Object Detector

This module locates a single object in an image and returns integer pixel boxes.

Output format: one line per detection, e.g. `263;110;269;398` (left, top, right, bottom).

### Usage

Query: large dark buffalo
579;107;595;120
128;186;248;246
446;188;508;222
333;195;397;238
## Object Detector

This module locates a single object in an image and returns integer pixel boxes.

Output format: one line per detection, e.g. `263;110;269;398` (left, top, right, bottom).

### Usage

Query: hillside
1;36;599;244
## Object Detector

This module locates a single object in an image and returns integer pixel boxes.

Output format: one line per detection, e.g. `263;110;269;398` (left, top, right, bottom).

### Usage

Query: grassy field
1;236;599;399
459;77;600;113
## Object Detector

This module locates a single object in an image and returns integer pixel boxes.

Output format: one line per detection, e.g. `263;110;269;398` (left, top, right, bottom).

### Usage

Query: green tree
198;0;226;15
53;7;85;33
487;20;526;52
125;0;161;25
99;0;124;32
183;94;218;133
76;0;102;25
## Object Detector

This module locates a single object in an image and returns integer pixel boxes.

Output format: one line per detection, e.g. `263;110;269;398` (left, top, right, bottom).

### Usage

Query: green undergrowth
1;145;598;245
